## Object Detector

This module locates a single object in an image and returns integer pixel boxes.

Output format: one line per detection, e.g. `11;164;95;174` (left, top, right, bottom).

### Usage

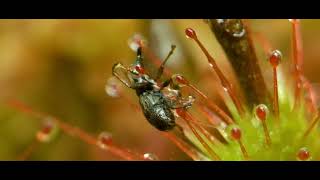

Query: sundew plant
2;19;320;161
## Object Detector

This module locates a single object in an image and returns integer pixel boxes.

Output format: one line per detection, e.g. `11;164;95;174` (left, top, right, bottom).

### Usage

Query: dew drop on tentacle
212;121;228;140
254;104;269;121
230;126;242;141
297;147;311;161
227;124;249;159
185;28;197;40
127;33;147;52
226;124;242;141
105;77;121;98
268;49;282;68
36;117;57;143
97;132;113;150
143;153;159;161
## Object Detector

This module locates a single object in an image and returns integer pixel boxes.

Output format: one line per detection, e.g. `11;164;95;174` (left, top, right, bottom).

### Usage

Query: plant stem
207;19;270;108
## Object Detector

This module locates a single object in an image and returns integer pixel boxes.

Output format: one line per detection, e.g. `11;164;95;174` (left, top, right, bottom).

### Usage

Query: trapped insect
112;45;195;131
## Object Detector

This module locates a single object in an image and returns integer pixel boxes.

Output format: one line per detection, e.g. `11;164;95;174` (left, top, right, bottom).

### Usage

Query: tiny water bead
254;104;269;121
97;132;113;149
185;28;197;39
289;19;299;24
105;77;121;98
269;50;282;67
227;125;249;159
128;33;147;52
297;147;311;161
230;127;242;140
143;153;159;161
36;118;57;143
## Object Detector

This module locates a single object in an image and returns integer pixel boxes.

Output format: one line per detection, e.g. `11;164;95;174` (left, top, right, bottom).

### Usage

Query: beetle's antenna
163;45;176;67
155;45;176;80
137;46;142;57
136;46;144;66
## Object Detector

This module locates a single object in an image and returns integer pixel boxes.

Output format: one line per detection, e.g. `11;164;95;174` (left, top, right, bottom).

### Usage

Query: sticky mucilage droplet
269;49;282;67
97;132;113;149
36;117;58;143
128;33;147;52
143;153;159;161
254;104;269;121
297;147;311;161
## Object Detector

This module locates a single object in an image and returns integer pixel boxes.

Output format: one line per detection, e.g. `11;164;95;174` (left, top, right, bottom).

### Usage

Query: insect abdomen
139;90;175;131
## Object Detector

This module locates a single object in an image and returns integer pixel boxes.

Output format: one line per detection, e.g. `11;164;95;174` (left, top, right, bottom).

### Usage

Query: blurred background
0;19;319;160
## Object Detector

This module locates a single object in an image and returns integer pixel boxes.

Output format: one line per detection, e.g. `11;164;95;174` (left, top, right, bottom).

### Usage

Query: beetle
112;45;195;131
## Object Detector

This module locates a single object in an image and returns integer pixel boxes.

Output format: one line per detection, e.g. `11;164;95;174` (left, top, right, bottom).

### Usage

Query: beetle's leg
155;45;176;81
112;63;134;88
159;78;172;90
161;74;195;109
166;95;195;109
159;74;185;90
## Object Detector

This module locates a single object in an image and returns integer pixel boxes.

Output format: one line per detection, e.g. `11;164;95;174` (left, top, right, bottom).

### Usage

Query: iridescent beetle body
112;46;194;131
138;90;175;131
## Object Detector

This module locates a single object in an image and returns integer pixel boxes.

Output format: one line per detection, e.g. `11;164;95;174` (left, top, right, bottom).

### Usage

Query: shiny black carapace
112;46;194;131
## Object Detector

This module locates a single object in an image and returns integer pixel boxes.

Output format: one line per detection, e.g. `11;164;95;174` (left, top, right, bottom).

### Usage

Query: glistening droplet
128;33;147;52
105;77;120;98
97;132;113;149
226;124;242;141
143;153;159;160
254;104;269;121
185;28;197;39
269;49;282;67
297;147;311;161
230;126;242;140
36;117;57;143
